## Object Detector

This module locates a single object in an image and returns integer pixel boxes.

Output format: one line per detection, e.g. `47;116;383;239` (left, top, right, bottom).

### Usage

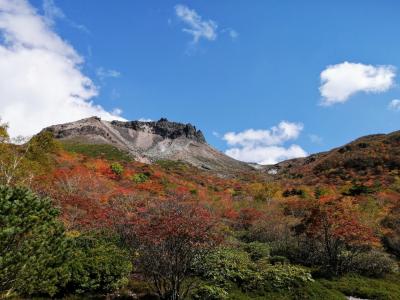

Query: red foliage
296;196;379;248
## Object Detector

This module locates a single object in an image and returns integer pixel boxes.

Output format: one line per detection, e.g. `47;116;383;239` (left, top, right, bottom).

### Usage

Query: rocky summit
44;117;252;174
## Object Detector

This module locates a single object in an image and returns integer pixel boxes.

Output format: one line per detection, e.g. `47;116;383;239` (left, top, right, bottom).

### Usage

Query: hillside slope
264;130;400;185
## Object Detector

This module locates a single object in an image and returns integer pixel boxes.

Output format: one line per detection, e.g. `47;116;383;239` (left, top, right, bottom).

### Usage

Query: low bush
110;162;124;176
67;234;133;294
269;255;290;265
350;250;398;277
131;173;149;183
191;283;228;300
195;248;256;288
247;264;314;291
242;242;270;261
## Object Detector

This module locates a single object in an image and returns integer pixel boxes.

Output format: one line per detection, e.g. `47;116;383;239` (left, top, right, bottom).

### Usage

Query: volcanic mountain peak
44;117;252;174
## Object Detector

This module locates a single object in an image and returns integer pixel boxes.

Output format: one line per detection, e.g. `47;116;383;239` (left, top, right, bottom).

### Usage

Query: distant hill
43;117;253;175
263;130;400;185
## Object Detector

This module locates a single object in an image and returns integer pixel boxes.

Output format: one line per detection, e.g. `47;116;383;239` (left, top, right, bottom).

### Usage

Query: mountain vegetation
0;119;399;299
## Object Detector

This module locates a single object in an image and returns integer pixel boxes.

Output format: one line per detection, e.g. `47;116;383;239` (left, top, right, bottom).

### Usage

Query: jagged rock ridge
111;118;206;143
44;117;252;174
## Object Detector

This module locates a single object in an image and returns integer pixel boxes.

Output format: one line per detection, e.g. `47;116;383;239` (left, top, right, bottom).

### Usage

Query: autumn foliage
129;199;221;300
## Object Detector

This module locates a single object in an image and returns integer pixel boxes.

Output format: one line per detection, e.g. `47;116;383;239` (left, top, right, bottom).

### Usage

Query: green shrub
258;264;314;290
0;186;132;298
110;162;124;176
269;256;290;265
342;184;374;196
131;173;149;183
67;234;132;294
242;242;270;261
191;283;228;300
0;186;70;297
194;248;256;288
351;251;398;277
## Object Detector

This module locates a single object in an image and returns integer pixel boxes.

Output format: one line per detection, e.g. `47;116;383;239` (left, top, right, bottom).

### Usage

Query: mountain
264;130;400;185
43;117;253;175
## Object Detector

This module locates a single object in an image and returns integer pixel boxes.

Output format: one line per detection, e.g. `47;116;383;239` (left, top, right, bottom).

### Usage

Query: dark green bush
242;242;270;261
342;184;374;196
0;185;70;297
0;186;132;298
67;234;133;294
269;256;290;265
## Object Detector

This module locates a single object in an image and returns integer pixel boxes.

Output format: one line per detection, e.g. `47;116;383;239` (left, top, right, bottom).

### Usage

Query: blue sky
1;0;400;164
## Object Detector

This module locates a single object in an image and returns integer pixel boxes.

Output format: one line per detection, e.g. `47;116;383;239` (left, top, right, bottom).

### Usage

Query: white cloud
175;4;217;43
223;121;307;165
224;121;303;147
226;145;307;165
96;67;121;80
0;0;124;137
320;62;396;105
388;99;400;111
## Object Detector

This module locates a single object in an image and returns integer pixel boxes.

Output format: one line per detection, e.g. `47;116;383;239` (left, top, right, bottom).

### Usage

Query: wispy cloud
175;4;217;44
319;62;396;105
223;121;307;165
222;28;238;40
96;67;121;80
309;134;323;145
388;99;400;111
42;0;89;33
0;0;123;137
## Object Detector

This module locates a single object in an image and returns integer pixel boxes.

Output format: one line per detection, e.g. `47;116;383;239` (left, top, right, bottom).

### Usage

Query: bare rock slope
44;117;252;173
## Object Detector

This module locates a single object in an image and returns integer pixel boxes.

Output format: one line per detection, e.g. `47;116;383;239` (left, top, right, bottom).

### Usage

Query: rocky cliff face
110;118;206;143
44;117;252;174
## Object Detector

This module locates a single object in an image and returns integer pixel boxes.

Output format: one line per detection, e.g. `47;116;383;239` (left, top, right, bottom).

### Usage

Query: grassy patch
226;280;346;299
320;274;400;300
61;142;133;162
211;275;400;299
156;160;188;171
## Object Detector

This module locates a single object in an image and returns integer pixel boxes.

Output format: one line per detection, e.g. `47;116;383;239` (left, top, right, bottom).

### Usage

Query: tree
293;196;379;275
0;185;70;297
131;199;220;300
0;123;58;186
0;120;31;186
